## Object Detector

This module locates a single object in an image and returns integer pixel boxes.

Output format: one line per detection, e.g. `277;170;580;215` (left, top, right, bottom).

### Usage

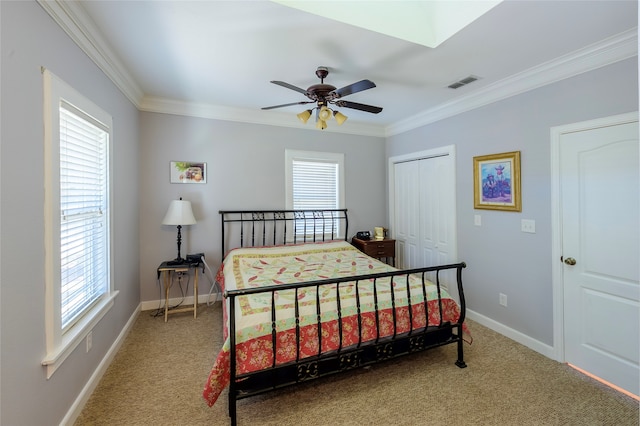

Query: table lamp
162;197;196;264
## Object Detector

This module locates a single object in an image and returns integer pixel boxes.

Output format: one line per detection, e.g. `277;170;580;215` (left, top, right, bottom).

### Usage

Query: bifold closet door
394;160;420;269
393;155;455;270
418;155;455;269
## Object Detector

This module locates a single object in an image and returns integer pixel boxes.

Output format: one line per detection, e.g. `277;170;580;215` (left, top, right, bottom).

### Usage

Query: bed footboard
225;262;467;425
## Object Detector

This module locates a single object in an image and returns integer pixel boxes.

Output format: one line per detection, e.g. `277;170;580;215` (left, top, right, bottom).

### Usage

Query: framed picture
170;161;206;184
473;151;521;211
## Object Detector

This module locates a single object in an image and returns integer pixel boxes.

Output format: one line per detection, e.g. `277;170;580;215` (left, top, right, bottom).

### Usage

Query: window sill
42;290;119;379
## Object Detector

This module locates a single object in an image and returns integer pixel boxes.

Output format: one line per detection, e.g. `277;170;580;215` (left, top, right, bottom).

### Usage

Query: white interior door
560;120;639;396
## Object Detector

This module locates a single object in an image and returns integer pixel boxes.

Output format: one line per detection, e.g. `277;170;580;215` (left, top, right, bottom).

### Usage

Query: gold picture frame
473;151;521;212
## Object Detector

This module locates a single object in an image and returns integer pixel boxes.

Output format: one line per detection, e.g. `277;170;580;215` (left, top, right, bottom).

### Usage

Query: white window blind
59;103;109;330
292;160;339;210
285;150;345;239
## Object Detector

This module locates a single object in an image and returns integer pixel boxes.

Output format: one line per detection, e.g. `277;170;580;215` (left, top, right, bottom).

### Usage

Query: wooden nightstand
352;237;396;266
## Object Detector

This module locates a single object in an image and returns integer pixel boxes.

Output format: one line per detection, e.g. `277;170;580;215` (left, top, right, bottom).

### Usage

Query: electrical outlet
499;293;508;307
86;331;92;352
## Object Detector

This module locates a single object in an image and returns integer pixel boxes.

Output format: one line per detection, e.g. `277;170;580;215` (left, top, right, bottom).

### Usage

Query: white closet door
393;153;456;273
419;155;455;268
394;160;420;269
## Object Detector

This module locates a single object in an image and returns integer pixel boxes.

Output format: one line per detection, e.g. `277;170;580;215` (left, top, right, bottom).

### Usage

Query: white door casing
551;112;639;397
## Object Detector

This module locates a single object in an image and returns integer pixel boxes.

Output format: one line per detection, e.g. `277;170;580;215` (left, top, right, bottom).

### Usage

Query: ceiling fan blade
333;79;376;98
335;100;383;114
270;81;308;95
261;101;314;110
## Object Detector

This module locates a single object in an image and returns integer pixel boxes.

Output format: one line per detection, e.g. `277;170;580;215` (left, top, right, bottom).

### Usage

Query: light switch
521;219;536;233
474;215;482;226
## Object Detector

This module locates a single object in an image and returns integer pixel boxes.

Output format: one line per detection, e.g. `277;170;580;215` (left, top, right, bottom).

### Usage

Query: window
59;105;109;328
42;69;117;378
285;149;345;237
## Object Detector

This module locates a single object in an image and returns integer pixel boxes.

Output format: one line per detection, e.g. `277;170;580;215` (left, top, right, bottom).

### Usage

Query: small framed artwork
170;161;206;184
473;151;521;211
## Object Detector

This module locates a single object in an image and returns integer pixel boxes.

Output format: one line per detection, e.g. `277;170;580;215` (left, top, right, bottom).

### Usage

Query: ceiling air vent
448;75;479;89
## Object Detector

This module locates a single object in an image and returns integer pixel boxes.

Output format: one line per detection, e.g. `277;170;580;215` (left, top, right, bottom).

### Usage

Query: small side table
157;260;201;322
352;237;396;266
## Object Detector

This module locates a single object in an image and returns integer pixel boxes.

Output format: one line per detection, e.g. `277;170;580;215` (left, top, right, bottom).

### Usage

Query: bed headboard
219;209;348;256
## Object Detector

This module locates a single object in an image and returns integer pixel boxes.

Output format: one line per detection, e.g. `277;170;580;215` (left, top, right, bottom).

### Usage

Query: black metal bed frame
219;209;467;425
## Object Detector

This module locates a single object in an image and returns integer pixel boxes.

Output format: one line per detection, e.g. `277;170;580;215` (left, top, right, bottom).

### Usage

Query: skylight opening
271;1;503;48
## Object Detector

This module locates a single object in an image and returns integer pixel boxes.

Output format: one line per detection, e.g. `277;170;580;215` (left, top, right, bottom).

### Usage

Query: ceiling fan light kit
263;66;382;130
313;105;342;129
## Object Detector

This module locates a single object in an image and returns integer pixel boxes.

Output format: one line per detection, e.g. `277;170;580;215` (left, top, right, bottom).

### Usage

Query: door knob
564;257;577;265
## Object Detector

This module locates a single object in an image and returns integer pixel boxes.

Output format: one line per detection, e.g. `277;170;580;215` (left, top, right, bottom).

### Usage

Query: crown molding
37;0;144;106
386;28;638;137
39;1;636;138
139;96;387;137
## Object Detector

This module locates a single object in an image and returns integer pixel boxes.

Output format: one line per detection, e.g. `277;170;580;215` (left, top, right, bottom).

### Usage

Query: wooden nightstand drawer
352;238;396;266
362;240;395;257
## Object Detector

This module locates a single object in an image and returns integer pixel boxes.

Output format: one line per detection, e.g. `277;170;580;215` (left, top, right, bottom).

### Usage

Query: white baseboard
140;292;222;312
466;309;556;360
60;305;141;426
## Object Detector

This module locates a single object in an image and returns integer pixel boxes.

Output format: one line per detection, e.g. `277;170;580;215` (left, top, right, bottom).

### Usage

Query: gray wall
139;112;387;302
386;58;638;346
0;2;140;425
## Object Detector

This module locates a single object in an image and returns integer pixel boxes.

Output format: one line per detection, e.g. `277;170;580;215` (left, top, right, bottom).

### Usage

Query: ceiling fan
262;66;382;129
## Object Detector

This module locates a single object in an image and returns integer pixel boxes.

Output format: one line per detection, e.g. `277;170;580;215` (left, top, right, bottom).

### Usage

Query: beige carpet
75;302;638;426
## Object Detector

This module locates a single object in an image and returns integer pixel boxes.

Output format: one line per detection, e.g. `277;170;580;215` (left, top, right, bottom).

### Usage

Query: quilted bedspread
202;240;464;407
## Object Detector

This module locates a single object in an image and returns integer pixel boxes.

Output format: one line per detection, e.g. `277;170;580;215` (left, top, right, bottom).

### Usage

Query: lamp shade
162;199;196;225
297;109;312;124
333;110;348;125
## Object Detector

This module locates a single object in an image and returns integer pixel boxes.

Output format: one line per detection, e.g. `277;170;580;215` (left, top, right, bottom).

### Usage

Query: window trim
42;69;118;378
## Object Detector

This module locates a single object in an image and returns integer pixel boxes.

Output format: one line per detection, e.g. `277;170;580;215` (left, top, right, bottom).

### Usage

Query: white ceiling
42;1;637;137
